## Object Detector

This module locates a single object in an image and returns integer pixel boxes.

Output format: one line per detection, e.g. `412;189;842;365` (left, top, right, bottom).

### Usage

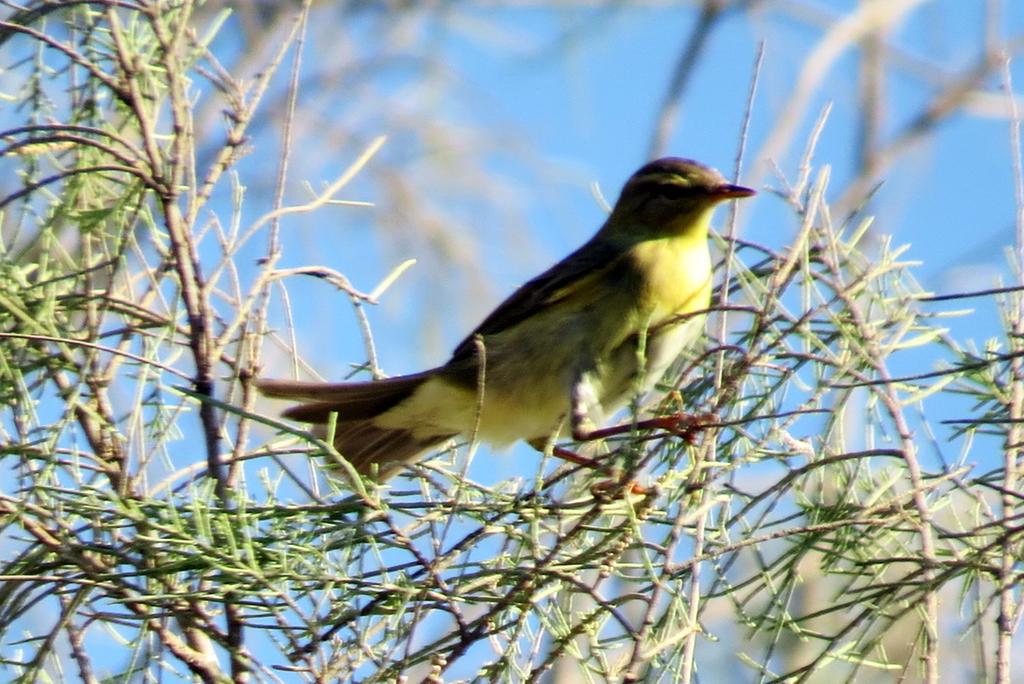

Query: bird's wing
448;237;625;363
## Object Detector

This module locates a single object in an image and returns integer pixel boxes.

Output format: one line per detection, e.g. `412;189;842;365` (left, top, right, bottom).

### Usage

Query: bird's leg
575;412;715;445
560;380;715;497
530;379;610;473
552;377;649;495
544;444;648;497
550;444;607;470
568;377;711;445
526;379;626;479
538;378;708;495
527;438;615;475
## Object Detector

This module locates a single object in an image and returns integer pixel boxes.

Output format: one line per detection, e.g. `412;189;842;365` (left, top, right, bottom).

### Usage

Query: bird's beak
712;183;756;199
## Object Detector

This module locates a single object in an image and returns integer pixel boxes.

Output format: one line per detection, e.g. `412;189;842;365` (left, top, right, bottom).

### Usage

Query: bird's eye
637;183;695;213
651;183;695;200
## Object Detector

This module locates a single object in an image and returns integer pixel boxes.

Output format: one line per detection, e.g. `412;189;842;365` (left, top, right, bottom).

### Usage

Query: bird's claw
640;411;716;444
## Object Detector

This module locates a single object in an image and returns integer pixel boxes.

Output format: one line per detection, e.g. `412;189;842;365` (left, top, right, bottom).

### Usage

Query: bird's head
604;157;755;241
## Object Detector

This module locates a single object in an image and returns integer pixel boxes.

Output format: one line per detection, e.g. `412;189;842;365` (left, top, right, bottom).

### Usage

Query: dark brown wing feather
448;236;622;363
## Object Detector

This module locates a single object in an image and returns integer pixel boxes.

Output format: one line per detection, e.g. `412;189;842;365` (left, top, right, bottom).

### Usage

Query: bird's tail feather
321;419;454;479
256;370;436;422
257;370;451;478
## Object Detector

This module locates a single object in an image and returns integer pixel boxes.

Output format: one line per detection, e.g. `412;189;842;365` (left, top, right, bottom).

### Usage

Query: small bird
258;158;754;480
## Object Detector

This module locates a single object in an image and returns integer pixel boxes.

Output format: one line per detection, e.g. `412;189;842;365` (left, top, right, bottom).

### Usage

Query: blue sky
259;2;1022;375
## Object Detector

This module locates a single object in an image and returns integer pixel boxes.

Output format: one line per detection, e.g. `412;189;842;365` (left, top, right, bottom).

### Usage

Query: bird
257;157;754;481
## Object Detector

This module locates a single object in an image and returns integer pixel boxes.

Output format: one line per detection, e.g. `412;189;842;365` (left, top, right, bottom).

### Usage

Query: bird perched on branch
258;157;754;480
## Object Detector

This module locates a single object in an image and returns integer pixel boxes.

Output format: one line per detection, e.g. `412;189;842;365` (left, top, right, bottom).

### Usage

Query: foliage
0;2;1021;683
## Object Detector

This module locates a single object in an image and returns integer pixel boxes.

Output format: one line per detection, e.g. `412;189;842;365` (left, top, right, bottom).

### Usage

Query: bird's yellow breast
627;227;712;321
